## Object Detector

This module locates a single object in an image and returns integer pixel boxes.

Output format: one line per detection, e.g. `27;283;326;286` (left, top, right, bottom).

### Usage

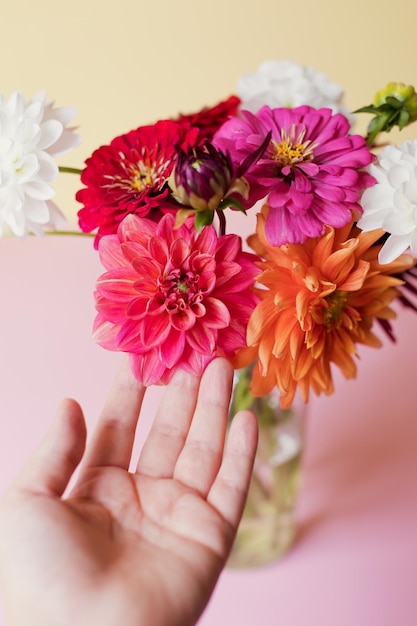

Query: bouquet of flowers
2;59;417;411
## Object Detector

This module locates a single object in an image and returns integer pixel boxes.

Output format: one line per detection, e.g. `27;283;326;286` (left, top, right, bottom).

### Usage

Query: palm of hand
0;359;257;626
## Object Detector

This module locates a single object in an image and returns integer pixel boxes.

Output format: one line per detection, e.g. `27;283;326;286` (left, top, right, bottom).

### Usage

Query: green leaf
384;96;403;109
366;114;390;145
398;109;410;130
353;104;377;114
219;197;247;213
194;210;214;232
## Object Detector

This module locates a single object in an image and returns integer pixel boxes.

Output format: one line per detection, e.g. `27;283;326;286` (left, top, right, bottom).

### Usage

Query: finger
207;409;258;530
136;366;200;477
80;357;145;471
172;358;233;496
13;398;87;498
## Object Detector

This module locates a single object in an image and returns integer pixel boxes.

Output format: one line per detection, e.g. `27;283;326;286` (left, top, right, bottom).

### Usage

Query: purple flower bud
169;143;234;211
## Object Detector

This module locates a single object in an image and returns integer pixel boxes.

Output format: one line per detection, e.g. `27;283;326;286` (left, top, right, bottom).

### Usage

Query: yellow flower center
272;125;316;167
104;155;170;195
322;291;348;330
177;280;190;294
130;165;157;192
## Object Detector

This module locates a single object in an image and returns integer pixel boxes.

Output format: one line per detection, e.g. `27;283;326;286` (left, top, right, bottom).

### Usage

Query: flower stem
216;209;226;236
58;166;83;175
43;230;94;237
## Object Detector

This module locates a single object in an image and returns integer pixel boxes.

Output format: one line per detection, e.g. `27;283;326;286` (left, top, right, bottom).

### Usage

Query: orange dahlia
236;210;416;409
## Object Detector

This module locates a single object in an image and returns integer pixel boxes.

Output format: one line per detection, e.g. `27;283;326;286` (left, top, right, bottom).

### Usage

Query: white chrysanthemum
238;59;352;120
0;90;81;236
357;140;417;264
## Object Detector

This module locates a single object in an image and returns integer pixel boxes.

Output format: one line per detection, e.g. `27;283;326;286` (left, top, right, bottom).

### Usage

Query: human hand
0;358;257;626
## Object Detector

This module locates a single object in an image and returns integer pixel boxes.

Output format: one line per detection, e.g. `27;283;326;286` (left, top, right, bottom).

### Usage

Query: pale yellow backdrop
3;0;416;222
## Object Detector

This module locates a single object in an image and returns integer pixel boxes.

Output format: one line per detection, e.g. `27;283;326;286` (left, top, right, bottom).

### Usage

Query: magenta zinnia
214;105;375;246
93;213;260;386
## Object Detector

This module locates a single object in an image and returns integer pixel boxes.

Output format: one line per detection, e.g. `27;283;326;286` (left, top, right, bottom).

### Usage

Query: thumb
14;399;87;498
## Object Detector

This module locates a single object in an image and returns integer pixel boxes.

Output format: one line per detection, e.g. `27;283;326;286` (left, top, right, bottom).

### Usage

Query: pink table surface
1;236;417;626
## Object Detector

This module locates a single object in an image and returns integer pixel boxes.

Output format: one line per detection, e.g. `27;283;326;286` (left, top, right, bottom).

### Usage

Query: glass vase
227;365;307;568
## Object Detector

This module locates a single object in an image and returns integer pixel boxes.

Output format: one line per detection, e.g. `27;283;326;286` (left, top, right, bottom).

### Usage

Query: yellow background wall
2;0;416;222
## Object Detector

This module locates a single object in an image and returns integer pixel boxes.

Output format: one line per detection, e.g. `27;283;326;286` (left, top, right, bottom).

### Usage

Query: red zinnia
76;120;198;247
77;97;240;248
176;95;241;141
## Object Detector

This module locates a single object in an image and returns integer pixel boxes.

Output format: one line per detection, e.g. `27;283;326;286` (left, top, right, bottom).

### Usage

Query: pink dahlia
93;213;260;386
214;105;375;246
76;120;199;247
